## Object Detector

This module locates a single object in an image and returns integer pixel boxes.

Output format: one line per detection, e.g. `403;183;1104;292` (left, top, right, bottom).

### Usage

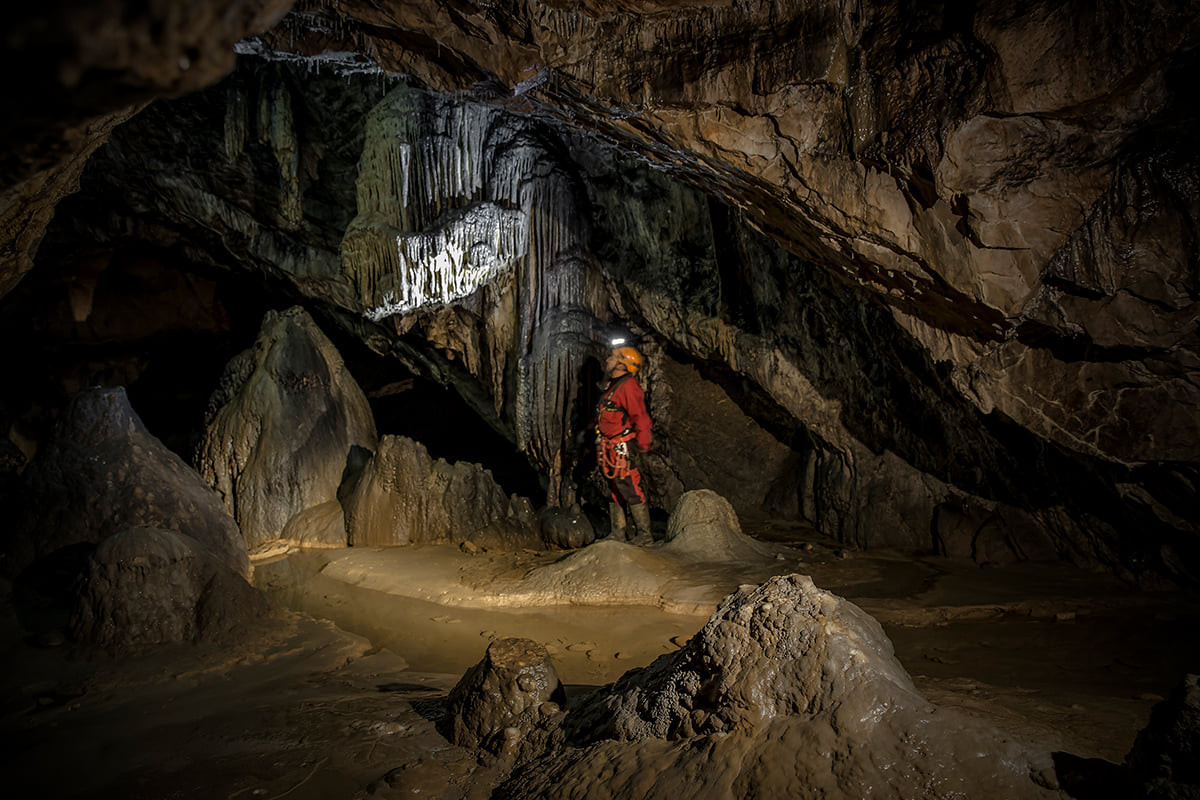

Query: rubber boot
609;502;628;541
629;502;653;545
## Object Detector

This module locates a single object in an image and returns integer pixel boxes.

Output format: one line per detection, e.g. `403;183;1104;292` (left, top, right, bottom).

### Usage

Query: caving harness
596;374;637;480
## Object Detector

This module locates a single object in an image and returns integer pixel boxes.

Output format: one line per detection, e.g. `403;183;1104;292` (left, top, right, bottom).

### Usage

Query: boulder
537;504;596;550
5;387;249;579
197;306;377;550
69;526;270;648
505;575;1058;799
444;637;566;756
343;435;540;548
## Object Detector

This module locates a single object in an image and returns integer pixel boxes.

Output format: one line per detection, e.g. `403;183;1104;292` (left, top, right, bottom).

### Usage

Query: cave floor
3;522;1199;799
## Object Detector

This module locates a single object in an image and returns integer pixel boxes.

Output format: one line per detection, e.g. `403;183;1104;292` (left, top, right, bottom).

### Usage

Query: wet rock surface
5;386;249;579
197;306;378;551
537;504;596;550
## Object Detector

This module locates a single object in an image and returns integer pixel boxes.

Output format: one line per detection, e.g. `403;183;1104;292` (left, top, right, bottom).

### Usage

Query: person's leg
608;498;627;540
613;470;651;544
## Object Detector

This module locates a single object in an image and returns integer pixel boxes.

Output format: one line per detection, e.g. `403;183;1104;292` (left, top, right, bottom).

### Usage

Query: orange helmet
613;346;643;374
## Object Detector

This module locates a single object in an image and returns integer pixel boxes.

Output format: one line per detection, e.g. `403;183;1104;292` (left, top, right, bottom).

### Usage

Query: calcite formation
445;637;567;755
342;434;540;548
197;306;378;551
70;525;270;649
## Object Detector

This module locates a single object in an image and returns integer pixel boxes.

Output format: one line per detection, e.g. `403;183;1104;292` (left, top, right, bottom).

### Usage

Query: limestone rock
6;387;249;579
69;526;270;648
510;575;1058;799
343;435;539;548
277;500;349;549
662;490;777;563
197;306;377;550
537;505;596;550
444;637;566;755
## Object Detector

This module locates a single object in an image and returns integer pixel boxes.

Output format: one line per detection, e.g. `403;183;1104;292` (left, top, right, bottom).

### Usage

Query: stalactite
268;83;302;229
223;86;247;164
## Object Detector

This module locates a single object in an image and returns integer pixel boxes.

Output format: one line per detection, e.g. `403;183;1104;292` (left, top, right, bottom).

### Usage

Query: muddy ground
3;520;1198;798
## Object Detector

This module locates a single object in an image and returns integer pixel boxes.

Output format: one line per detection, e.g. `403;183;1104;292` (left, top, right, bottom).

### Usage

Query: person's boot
609;502;628;541
629;502;653;545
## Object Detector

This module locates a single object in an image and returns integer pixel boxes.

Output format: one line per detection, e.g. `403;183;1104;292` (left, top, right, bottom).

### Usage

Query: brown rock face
2;0;295;292
3;1;1197;581
5;387;250;579
196;306;378;551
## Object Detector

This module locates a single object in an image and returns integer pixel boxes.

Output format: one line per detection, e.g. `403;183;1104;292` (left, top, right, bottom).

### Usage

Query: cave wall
1;1;1197;582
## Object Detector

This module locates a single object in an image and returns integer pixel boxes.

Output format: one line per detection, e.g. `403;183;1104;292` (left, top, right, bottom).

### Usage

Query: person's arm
619;378;653;452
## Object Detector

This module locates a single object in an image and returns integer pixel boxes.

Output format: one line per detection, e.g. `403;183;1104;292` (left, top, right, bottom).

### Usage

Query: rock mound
520;540;674;605
504;575;1057;800
343;435;540;548
445;638;566;756
197;306;377;550
661;489;777;563
70;526;270;648
6;387;249;579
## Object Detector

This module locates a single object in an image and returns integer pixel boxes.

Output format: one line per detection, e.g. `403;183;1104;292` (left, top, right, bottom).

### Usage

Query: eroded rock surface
4;4;1197;583
501;574;1058;799
343;435;540;548
1127;673;1200;794
197;306;377;551
444;637;566;756
6;387;249;579
70;526;270;648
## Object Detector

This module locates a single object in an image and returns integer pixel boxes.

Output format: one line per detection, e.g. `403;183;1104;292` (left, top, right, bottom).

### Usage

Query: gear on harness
597;428;636;479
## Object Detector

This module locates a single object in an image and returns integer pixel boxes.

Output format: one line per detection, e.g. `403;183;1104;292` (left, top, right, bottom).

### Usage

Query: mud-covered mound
500;574;1059;800
519;540;679;606
661;490;778;563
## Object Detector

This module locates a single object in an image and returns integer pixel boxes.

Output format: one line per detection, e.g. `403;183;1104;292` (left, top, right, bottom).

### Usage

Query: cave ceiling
1;1;1198;582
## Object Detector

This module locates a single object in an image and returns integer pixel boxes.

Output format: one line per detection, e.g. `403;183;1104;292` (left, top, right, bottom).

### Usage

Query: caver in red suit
596;346;653;543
